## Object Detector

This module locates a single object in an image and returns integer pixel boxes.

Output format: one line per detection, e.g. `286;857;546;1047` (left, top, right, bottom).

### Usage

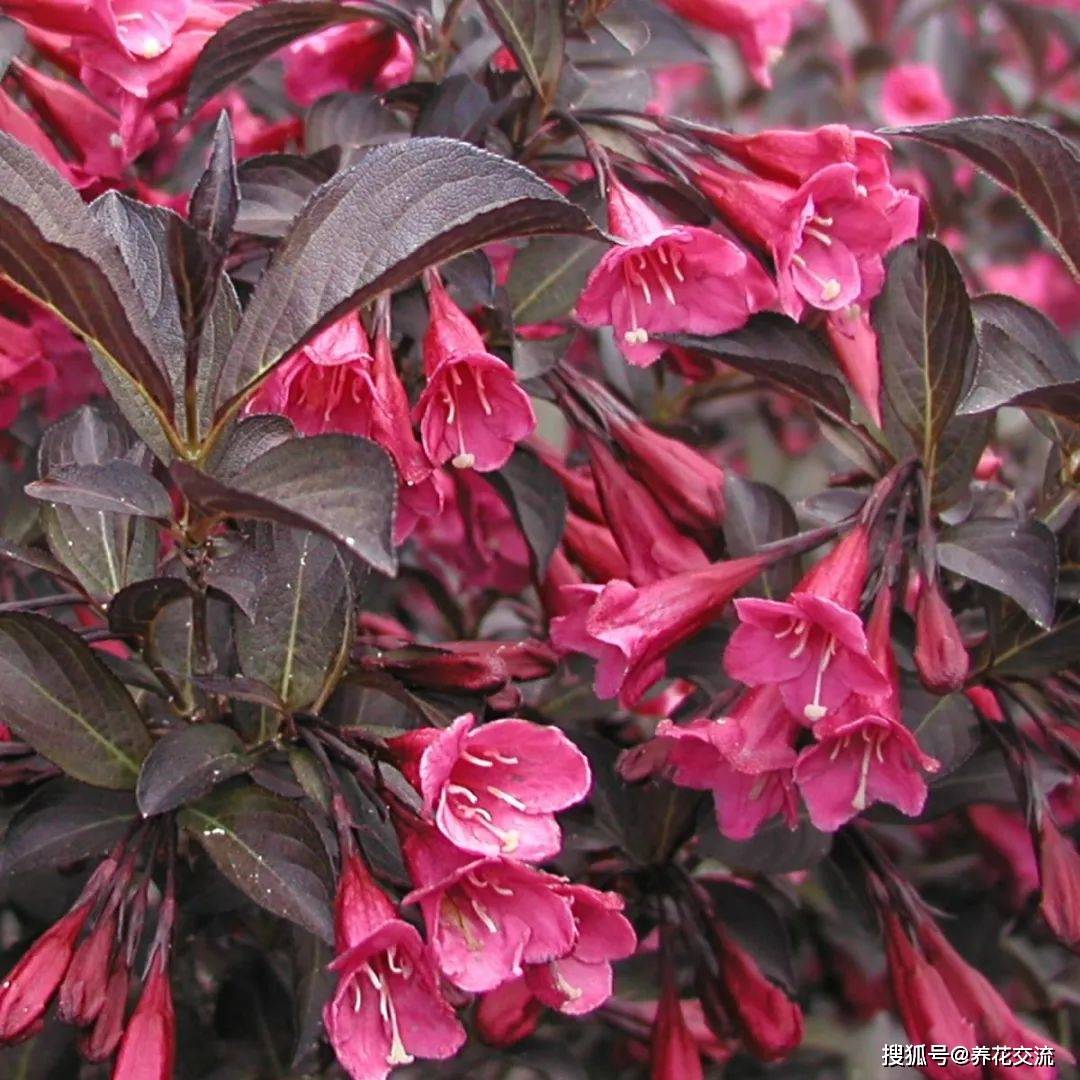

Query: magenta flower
475;977;543;1047
325;853;465;1080
575;177;775;367
281;19;414;107
401;823;576;992
724;526;887;721
794;588;939;830
880;64;954;128
1038;816;1080;948
658;0;808;87
773;163;895;316
795;710;940;831
524;885;637;1016
551;555;766;706
914;577;969;693
246;314;376;436
658;715;799;840
415;277;535;471
394;715;591;861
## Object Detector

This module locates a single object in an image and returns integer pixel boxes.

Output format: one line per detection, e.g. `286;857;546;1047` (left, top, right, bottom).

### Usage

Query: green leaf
211;137;597;415
875;239;985;508
235;526;355;711
884;116;1080;278
180;780;335;942
0;613;151;788
0;132;175;442
173;434;398;576
137;723;251;816
477;0;566;110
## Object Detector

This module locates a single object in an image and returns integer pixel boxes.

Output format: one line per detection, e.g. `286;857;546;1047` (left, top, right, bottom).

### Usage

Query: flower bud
914;580;969;693
652;964;704;1080
475;978;543;1048
1038;817;1080;948
58;908;117;1026
113;959;175;1080
0;902;91;1044
79;963;129;1062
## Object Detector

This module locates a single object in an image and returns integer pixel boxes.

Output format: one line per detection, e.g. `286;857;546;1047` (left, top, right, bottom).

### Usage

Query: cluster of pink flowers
322;714;635;1080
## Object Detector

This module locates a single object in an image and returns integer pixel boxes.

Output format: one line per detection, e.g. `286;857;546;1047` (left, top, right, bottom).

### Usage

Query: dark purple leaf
977;599;1080;678
723;475;798;599
667;313;852;422
477;0;565;109
938;518;1058;629
0;613;151;788
698;805;832;873
0;779;136;878
108;578;195;639
507;232;606;325
305;93;408;157
883;117;1080;277
184;0;415;120
205;413;297;480
26;461;172;519
487;449;566;578
875;239;985;508
212;138;597;413
0;134;174;441
960;294;1080;422
189;112;240;254
234;526;355;711
903;682;981;778
235;153;337;239
179;780;335;942
137;723;251;816
173;434;397;576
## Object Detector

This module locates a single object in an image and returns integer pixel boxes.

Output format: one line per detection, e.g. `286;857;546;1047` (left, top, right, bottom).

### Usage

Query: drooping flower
324;852;465;1080
794;588;939;829
575;176;775;367
400;822;576;992
658;708;800;840
281;18;414;107
584;433;709;584
524;885;637;1015
390;715;591;861
246;314;376;436
475;977;543;1047
57;908;117;1026
723;525;887;721
552;554;766;707
112;954;175;1080
914;577;969;693
415;276;536;471
880;64;955;127
658;0;809;87
651;959;705;1080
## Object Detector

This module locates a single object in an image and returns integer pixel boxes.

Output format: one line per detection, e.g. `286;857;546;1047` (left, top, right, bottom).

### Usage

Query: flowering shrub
0;1;1077;1077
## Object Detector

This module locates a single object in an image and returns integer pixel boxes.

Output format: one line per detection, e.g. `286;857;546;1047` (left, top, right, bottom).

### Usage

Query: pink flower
880;64;955;128
585;433;708;584
575;176;775;367
415;277;535;471
794;588;939;829
651;962;705;1080
391;715;591;861
400;823;576;992
0;311;59;430
824;305;882;426
724;526;888;721
0;901;91;1043
658;0;809;87
981;252;1080;335
325;853;465;1080
112;955;175;1080
246;314;376;436
57;909;117;1026
551;555;766;706
658;712;800;840
524;885;637;1015
281;18;414;107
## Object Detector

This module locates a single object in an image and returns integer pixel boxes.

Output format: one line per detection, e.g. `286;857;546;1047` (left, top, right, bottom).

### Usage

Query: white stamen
487;786;527;811
462;750;494;768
